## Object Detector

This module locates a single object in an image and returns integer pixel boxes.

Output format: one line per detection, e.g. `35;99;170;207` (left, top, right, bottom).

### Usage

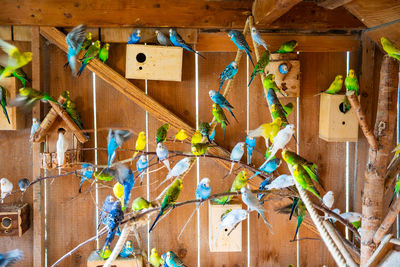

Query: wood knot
378;121;386;135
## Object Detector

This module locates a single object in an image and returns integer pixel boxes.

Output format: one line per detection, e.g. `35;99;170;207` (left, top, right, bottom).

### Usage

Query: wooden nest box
0;77;25;130
87;251;143;267
32;94;88;169
0;203;30;237
125;44;183;81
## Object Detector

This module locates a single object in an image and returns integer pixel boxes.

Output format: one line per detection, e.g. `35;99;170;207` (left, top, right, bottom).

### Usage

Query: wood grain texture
0;26;11;40
13;26;32;42
365;21;400;51
316;0;354;10
252;0;301;25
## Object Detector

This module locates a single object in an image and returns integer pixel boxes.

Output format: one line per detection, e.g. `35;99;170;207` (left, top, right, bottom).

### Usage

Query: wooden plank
101;28;197;44
0;0;252;28
344;0;400;28
270;1;365;29
252;0;301;25
14;26;32;41
366;234;393;267
196;32;360;52
0;26;11;40
316;0;354;10
365;21;400;52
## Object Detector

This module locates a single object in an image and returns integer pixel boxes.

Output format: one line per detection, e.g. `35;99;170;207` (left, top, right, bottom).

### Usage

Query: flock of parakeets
0;24;400;266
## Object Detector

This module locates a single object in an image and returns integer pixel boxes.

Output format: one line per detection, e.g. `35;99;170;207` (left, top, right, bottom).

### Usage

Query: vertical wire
396;69;400;238
246;57;251;267
345;51;350;239
44;139;48;267
296;51;300;267
92;72;99;249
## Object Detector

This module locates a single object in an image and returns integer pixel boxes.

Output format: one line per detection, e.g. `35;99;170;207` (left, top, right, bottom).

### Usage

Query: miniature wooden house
0;77;25;130
264;53;300;98
87;251;143;267
0;203;30;237
125;44;183;81
32;94;88;169
319;93;359;142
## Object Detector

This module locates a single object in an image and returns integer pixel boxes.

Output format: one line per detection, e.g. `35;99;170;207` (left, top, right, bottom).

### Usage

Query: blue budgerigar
165;251;187;267
156;30;172;46
245;135;256;165
209;90;238;122
257;177;271;203
178;177;211;239
159;157;194;188
156;143;171;171
249;151;281;180
136;155;149;185
107;129;133;169
169;29;205;59
251;27;268;50
65;24;86;76
119;240;134;258
0;249;23;267
97;195;115;229
228;30;254;66
77;163;94;193
241;187;272;231
219;61;238;93
30;118;40;140
18;178;30;192
102;200;124;251
128;29;141;44
230;142;245;174
114;164;135;209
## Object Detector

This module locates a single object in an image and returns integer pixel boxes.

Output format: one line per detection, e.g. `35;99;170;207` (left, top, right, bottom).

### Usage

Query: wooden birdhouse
32;94;88;169
264;53;300;98
125;44;183;81
0;77;25;130
87;251;143;267
209;202;243;252
0;203;30;237
319;93;359;142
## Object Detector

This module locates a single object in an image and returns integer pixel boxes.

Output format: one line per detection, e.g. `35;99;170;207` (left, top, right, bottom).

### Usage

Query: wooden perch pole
374;196;400;245
360;55;398;265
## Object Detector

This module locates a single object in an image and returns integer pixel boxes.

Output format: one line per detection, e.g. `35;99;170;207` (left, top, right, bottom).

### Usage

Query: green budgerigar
381;37;400;61
291;198;306;241
0;86;10;124
0;66;30;87
199;121;212;143
248;50;270;86
156;123;170;144
213;170;247;204
77;40;101;76
345;69;359;96
315;75;343;95
81;32;92;50
212;103;229;136
62;91;84;129
263;74;286;97
389;178;400;206
11;87;58;109
282;149;320;185
191;142;210;156
131;197;152;211
99;43;110;63
291;164;321;199
275;40;298;54
149;178;183;232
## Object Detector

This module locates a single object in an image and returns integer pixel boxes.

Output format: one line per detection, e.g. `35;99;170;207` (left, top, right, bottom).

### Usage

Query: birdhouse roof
32;94;88;144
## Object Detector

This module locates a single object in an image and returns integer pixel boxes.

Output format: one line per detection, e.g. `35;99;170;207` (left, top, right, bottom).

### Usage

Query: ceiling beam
252;0;302;25
316;0;354;10
364;20;400;52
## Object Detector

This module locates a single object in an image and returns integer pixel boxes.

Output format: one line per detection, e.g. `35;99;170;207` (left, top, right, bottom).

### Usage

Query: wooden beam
252;0;301;25
316;0;354;10
344;0;400;28
0;0;252;28
196;32;360;52
31;26;45;267
38;27;231;161
365;21;400;53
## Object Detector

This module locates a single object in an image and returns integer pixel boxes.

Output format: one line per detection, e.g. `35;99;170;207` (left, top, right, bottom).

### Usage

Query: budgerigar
265;174;294;190
0;86;9;124
156;143;171;171
249;151;281;180
340;212;361;229
179;177;211;239
219;61;238;93
251;26;268;50
132;131;146;159
241;187;273;230
0;249;23;267
119;240;134;258
345;69;359;96
290;198;306;241
315;75;343;95
323;191;335;209
56;130;68;173
191;142;210;156
389;178;400;206
30;118;40;140
156;123;170;144
291;164;321;199
169;29;205;59
275;40;298;54
266;124;295;162
191;130;202;145
99;246;112;260
113;182;124;203
229;142;245;174
114;164;135;209
0;38;32;80
0;66;31;87
102;200;124;252
81;32;92;50
77;163;94;193
245;135;257;165
131;197;151;211
62;91;84;129
65;24;86;76
77;40;101;76
10;87;58;110
257;177;271;203
174;129;188;142
248;50;270;86
149;248;164;267
107;129;133;169
381;37;400;61
212;103;229;136
214;209;248;243
214;170;247;204
128;29;141;44
149;178;183;232
156;30;172;46
99;43;110;63
263;73;286;97
97;195;115;229
199;122;213;143
0;178;13;200
136;155;148;185
159;157;194;188
209;90;238;122
267;89;291;124
165;251;187;267
281;149;320;184
228;30;254;66
248;117;282;148
18;178;29;192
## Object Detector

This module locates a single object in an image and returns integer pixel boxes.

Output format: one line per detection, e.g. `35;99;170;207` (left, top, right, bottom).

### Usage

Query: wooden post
31;26;45;267
360;55;398;265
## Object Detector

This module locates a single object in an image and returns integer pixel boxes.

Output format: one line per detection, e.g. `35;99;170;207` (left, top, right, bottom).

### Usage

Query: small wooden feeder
0;77;25;130
87;251;143;267
32;94;88;169
125;44;183;81
319;93;359;142
0;203;30;237
264;53;300;98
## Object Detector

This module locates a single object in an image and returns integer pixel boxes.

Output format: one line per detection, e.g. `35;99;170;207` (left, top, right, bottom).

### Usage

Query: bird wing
0;38;17;55
66;24;86;52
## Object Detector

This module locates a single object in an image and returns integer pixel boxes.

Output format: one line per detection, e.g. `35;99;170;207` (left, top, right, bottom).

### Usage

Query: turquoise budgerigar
136;155;148;185
119;240;134;258
107;129;133;169
249;150;281;180
219;61;238;93
245;135;257;165
209;90;238;122
77;163;94;193
228;30;254;66
169;28;205;59
165;251;187;267
65;24;86;76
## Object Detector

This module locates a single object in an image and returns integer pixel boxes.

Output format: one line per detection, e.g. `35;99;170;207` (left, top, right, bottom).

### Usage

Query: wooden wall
0;37;392;267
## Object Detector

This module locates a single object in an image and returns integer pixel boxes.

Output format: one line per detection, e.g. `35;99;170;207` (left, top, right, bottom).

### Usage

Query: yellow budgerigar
113;182;125;206
149;248;164;267
381;37;400;61
0;38;32;79
132;131;146;159
247;117;282;147
191;130;203;144
174;129;188;142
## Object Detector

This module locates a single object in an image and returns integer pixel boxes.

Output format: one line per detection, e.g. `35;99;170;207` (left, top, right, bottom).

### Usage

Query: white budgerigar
266;124;295;162
214;209;248;244
56;130;68;174
156;143;171;171
230;142;245;174
241;187;273;230
158;157;194;188
1;177;13;200
323;191;335;209
340;212;361;223
251;27;268;50
30;118;40;140
264;174;294;190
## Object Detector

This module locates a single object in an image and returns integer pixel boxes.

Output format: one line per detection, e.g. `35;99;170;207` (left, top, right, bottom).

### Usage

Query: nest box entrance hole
136;53;146;70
